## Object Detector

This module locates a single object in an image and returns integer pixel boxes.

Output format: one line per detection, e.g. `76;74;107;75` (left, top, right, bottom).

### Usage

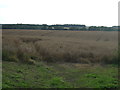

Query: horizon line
0;23;119;27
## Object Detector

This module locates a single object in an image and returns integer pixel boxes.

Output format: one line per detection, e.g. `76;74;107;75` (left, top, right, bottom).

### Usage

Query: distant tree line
1;24;119;31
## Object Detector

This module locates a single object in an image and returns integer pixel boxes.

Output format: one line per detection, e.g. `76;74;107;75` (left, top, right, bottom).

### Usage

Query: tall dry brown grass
2;29;118;64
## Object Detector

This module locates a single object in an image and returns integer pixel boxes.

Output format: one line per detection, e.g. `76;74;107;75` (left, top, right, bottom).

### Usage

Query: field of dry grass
2;29;118;64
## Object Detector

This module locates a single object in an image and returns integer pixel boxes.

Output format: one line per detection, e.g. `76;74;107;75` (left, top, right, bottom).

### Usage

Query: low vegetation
3;62;118;88
2;31;118;64
2;29;119;88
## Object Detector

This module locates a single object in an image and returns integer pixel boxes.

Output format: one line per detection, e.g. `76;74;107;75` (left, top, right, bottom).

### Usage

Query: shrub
48;77;71;88
2;50;11;61
101;51;118;65
17;50;30;62
27;59;36;65
2;50;18;62
7;56;19;62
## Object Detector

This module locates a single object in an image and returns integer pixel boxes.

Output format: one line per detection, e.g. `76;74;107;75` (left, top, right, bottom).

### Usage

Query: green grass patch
2;61;118;88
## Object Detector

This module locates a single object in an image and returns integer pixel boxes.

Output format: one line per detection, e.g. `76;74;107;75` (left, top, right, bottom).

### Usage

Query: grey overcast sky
0;0;119;26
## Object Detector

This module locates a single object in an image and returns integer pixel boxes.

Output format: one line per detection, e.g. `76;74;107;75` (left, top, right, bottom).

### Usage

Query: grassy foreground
3;61;118;88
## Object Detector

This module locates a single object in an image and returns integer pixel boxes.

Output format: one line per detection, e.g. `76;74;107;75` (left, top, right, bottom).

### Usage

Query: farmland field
2;29;119;88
